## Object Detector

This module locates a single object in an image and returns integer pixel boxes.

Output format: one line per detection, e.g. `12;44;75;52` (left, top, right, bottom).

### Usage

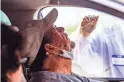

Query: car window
34;7;124;35
34;7;124;78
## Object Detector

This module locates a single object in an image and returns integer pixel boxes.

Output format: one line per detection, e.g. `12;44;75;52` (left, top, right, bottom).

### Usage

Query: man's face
44;27;72;73
47;27;72;52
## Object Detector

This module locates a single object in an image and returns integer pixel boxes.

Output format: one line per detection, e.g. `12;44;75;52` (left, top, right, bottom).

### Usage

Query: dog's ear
43;8;58;26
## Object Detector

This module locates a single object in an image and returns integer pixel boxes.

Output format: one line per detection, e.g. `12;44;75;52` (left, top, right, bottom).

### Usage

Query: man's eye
64;45;67;47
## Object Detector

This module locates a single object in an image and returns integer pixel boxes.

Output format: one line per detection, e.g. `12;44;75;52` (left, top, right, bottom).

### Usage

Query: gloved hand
80;15;99;37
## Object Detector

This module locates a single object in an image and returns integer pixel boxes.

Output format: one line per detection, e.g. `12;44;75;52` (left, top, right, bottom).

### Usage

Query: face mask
46;44;74;60
58;50;74;60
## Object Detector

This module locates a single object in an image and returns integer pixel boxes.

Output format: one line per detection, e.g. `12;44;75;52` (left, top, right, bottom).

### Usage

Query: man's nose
56;27;65;32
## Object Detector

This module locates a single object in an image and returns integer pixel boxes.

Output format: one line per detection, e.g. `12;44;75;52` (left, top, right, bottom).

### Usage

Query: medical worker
70;16;124;78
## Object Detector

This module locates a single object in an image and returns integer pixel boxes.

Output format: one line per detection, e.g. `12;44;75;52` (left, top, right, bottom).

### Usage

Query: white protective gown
70;23;124;78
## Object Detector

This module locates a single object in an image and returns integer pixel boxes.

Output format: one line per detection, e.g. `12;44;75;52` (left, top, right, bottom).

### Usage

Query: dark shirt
29;71;107;82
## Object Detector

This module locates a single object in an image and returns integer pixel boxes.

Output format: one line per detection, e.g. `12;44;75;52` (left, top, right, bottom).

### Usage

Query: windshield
35;7;124;78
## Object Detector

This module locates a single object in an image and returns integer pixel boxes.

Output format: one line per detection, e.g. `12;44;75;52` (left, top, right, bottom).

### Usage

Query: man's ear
45;44;54;55
43;8;58;26
45;44;62;56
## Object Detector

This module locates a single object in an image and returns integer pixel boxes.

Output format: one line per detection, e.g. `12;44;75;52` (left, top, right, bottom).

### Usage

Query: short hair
1;23;22;82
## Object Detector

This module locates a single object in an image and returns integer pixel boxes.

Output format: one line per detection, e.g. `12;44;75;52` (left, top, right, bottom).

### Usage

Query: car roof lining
1;0;124;19
50;0;124;19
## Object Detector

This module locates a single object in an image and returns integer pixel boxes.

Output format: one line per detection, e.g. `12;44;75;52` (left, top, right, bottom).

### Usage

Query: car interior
1;0;124;82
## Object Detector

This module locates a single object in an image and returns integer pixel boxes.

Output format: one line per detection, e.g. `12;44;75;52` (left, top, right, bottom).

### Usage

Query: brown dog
17;8;58;64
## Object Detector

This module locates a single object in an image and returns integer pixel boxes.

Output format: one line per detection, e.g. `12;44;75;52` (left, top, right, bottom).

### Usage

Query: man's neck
43;55;72;75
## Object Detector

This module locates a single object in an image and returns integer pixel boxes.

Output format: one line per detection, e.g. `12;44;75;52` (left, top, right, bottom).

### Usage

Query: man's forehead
47;26;64;31
44;27;66;41
45;27;60;35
